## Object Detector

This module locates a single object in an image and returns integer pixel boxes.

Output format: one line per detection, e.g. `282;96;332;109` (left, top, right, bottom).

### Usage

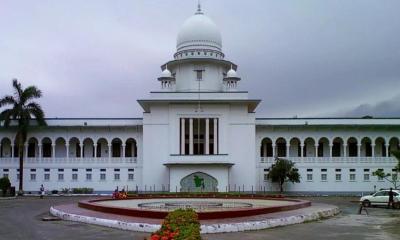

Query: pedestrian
388;188;394;209
40;184;45;199
112;186;119;199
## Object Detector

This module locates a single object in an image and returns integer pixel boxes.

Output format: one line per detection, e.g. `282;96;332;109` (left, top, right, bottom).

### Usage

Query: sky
1;0;399;118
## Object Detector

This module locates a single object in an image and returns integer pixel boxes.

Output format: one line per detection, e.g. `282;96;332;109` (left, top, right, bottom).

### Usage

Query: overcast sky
1;0;399;118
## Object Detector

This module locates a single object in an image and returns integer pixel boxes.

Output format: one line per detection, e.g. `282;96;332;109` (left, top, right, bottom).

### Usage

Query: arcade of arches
260;137;400;158
0;137;138;159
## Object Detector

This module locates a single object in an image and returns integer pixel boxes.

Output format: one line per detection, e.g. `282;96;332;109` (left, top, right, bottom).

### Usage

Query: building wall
0;125;143;192
142;105;170;190
227;104;257;190
1;120;399;193
172;61;226;92
256;125;400;193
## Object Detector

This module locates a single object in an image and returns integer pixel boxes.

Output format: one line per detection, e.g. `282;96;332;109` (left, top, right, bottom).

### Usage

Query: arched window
361;137;372;157
375;137;386;157
318;138;329;157
125;138;137;157
27;137;38;158
289;138;301;157
0;138;12;157
260;138;273;157
389;137;400;157
304;138;316;157
332;137;343;157
96;138;108;158
347;137;358;157
42;137;52;158
276;138;287;157
111;138;122;157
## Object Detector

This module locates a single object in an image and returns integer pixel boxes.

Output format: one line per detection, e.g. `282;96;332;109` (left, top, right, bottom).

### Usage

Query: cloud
0;0;399;118
331;94;400;118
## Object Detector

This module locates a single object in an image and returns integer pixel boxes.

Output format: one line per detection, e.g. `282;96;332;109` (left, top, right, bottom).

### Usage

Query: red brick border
78;195;311;220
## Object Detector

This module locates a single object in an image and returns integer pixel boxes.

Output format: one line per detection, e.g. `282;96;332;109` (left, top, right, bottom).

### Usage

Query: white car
360;189;400;207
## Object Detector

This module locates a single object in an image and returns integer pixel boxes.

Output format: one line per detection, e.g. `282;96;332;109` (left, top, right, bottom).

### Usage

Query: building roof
137;99;261;113
176;5;222;52
255;117;400;127
0;118;143;128
2;117;399;128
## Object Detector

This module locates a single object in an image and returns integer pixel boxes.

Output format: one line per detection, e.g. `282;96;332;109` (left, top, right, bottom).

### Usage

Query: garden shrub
150;208;201;240
0;177;11;196
72;188;93;194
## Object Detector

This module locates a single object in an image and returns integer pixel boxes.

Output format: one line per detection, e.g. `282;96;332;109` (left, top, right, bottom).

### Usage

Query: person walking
388;188;394;209
40;184;45;199
113;186;119;199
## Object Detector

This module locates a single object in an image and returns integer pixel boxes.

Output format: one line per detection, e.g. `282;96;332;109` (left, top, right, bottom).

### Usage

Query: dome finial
196;0;203;15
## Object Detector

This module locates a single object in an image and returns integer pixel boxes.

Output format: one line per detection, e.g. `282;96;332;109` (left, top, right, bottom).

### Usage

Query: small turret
223;65;241;91
158;65;176;90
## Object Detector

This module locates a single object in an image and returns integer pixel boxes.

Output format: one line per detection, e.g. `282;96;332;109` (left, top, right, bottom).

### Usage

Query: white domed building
1;5;399;194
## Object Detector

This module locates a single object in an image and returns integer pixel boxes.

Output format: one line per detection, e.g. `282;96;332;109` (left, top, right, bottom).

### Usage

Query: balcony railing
260;157;397;164
0;157;137;165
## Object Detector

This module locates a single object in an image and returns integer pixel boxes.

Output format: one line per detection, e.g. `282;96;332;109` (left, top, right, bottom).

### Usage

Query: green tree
267;157;300;193
0;79;47;195
373;150;400;189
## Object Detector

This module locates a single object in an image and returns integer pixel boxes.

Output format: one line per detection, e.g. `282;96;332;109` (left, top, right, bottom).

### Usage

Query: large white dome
176;8;222;53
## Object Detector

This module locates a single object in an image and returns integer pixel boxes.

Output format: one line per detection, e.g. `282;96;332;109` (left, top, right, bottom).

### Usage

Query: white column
94;144;97;158
371;144;375;157
329;144;333;157
272;144;276;157
315;145;318;157
11;144;14;158
80;143;84;158
108;144;112;159
286;145;290;157
38;144;42;159
189;118;194;155
65;144;69;159
205;118;210;154
132;143;136;157
24;143;28;158
52;144;56;159
122;144;126;158
181;118;185;154
300;144;304;158
213;118;218;154
357;144;361;157
386;144;390;157
263;143;267;157
343;144;347;157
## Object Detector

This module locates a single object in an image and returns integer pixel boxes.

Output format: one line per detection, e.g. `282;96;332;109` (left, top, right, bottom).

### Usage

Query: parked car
360;189;400;207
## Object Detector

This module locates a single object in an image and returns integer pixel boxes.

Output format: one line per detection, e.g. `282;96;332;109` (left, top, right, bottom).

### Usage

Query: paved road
0;197;148;240
205;197;400;240
0;196;399;240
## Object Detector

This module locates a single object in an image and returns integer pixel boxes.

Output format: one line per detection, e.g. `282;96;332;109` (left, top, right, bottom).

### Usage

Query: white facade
1;6;399;193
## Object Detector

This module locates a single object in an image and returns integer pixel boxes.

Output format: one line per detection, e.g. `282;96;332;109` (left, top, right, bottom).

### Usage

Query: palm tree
0;79;46;194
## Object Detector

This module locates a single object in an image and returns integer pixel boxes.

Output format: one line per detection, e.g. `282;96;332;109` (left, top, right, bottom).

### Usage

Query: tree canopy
0;79;47;194
267;157;300;192
373;150;400;189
